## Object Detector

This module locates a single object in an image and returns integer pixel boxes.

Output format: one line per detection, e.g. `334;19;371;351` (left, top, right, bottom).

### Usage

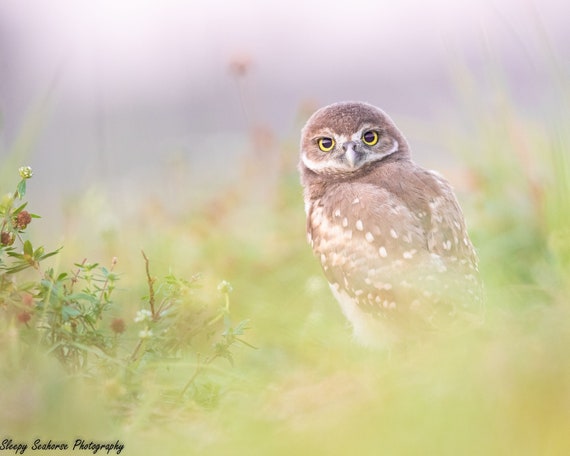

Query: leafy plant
131;253;255;402
0;167;59;332
0;167;254;413
37;259;120;372
0;167;59;274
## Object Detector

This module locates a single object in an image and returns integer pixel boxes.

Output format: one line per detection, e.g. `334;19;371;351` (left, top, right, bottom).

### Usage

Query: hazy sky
2;0;567;111
0;0;568;205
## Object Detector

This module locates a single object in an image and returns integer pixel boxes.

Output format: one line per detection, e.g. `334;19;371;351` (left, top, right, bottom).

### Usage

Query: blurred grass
1;77;570;455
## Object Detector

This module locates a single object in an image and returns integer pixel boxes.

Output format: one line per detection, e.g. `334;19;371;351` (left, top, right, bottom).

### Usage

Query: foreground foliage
0;169;253;422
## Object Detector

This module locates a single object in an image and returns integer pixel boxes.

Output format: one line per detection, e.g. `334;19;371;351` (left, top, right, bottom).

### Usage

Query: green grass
1;86;569;455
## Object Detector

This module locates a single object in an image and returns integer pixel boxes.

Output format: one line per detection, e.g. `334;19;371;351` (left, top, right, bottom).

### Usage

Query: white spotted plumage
299;101;483;348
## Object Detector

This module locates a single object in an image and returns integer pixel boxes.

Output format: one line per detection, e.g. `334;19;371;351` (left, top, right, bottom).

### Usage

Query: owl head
299;101;411;178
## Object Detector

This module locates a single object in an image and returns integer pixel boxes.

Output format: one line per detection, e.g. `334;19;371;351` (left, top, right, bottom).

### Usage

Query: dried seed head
228;53;252;77
15;211;32;229
110;318;126;334
17;311;31;324
21;293;34;307
1;231;15;246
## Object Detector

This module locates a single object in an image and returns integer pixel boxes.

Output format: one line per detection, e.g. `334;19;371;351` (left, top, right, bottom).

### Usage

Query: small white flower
18;166;33;179
138;328;153;339
134;309;152;323
217;280;233;294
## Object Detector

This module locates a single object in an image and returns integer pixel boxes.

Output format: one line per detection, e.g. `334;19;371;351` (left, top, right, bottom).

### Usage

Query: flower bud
217;280;233;294
18;166;33;179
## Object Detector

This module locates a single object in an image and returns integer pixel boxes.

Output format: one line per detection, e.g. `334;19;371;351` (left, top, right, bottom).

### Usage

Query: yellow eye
317;137;335;152
362;130;379;146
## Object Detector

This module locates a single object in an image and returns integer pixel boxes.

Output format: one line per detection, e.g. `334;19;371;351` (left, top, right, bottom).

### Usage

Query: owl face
300;101;409;176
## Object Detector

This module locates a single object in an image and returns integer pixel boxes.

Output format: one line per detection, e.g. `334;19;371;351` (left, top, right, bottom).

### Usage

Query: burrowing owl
299;101;482;348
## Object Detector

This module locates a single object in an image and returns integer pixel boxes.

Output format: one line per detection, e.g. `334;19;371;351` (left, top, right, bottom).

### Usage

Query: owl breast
306;170;482;347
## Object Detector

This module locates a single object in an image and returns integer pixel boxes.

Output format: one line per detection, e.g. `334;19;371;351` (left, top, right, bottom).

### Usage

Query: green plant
0;167;59;328
131;253;255;403
0;167;59;273
37;258;120;372
0;167;254;414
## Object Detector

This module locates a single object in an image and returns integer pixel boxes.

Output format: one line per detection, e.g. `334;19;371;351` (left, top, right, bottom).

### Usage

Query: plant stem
141;251;156;318
97;256;117;308
70;258;87;293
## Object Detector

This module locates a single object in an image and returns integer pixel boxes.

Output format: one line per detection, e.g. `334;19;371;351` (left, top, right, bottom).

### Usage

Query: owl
299;101;482;348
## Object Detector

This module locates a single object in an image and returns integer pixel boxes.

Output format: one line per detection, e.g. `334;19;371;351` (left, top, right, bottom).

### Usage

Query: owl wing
415;170;478;267
407;169;483;307
309;172;481;326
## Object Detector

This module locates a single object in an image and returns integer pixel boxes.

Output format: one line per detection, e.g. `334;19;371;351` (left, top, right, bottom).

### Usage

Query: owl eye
317;137;335;152
362;130;379;146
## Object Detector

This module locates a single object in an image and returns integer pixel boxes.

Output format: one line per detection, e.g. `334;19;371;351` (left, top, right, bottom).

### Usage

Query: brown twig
141;250;156;318
69;258;87;293
130;252;156;364
130;339;143;363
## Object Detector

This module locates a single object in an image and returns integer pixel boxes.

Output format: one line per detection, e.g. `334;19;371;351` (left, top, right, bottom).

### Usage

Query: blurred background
1;1;569;455
0;0;568;212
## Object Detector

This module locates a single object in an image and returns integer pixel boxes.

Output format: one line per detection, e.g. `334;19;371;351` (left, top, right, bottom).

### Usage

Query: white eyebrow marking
301;153;338;172
386;139;399;155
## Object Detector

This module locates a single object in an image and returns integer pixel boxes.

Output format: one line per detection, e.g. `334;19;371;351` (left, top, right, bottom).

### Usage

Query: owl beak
343;142;361;168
